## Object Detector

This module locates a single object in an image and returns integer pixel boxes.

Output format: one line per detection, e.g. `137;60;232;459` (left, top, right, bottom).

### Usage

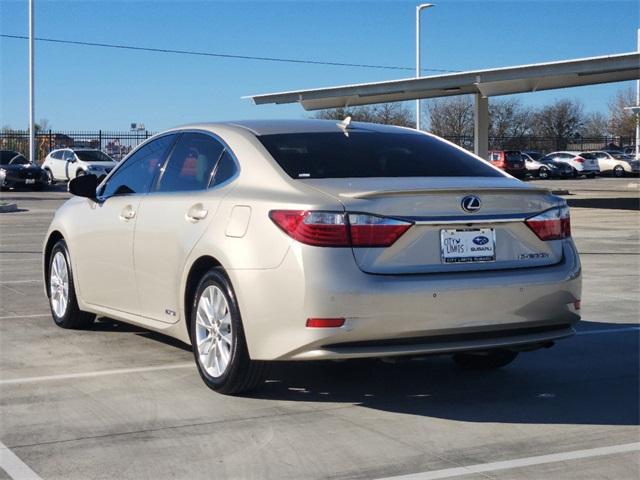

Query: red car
489;150;527;178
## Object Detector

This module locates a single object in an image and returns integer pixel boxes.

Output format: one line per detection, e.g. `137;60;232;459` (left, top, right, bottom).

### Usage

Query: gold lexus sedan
43;120;582;394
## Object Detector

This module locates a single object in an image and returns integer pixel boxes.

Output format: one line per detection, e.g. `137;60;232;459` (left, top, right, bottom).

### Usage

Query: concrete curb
550;189;571;196
0;202;18;213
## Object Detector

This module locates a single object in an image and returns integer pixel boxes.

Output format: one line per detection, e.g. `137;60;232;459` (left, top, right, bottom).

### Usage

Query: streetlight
29;0;35;164
416;3;435;131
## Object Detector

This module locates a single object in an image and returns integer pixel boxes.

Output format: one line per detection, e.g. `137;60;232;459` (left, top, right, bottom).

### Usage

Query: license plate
440;228;496;263
25;179;35;184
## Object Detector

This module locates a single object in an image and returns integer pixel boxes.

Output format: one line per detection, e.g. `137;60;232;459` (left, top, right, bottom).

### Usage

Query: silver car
43;120;582;394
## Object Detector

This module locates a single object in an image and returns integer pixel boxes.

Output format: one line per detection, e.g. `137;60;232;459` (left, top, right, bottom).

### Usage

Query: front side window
258;131;502;179
101;135;175;198
156;133;224;192
63;150;75;161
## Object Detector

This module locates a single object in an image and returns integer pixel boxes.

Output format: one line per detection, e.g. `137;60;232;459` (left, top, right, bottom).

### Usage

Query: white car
521;152;551;179
43;120;582;394
541;151;600;177
42;148;116;184
581;151;632;177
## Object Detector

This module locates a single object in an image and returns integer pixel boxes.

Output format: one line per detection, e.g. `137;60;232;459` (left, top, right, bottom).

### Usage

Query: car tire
538;167;549;179
48;240;95;329
190;268;267;395
44;169;54;185
452;349;518;370
613;166;625;178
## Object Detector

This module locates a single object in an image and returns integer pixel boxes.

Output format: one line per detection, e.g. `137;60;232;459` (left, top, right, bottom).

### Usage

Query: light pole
29;0;35;164
416;3;434;131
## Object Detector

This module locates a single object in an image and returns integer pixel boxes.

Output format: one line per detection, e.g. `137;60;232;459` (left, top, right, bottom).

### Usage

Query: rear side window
51;151;63;160
157;133;224;192
257;132;501;178
211;150;237;187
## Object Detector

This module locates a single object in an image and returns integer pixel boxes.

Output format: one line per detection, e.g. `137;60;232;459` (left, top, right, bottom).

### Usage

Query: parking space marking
376;442;640;480
0;363;194;385
0;280;41;285
0;314;49;320
0;440;43;480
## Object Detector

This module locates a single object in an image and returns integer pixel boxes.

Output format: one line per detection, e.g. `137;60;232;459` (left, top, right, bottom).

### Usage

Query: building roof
247;52;640;110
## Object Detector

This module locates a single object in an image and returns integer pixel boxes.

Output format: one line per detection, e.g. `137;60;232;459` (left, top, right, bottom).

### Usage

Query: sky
1;0;638;131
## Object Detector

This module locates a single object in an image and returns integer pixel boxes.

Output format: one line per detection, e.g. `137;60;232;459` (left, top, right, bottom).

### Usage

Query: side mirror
68;174;98;200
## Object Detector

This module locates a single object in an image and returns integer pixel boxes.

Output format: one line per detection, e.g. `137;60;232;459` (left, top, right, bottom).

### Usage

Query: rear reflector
306;318;345;328
269;210;411;247
525;206;571;240
575;157;585;163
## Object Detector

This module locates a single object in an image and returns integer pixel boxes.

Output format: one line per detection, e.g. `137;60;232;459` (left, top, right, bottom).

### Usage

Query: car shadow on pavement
567;197;640;210
248;321;639;427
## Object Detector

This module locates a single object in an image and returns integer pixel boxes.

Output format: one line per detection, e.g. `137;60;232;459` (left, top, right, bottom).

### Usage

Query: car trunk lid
301;177;565;274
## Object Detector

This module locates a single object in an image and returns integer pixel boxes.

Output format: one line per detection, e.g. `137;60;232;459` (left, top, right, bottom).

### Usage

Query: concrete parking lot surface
1;178;638;480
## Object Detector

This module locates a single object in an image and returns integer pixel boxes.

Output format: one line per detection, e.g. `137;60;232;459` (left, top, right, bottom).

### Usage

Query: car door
49;150;66;180
73;134;177;314
62;150;77;180
134;132;238;323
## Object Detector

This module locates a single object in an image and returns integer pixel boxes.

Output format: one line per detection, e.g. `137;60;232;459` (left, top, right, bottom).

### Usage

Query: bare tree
313;103;414;127
425;96;474;138
488;99;534;149
581;112;610;137
531;99;584;150
608;87;636;138
35;118;51;133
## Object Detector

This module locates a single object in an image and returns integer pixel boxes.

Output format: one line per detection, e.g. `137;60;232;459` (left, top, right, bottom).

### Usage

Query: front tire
190;268;266;395
538;167;550;179
452;349;518;370
48;240;95;329
613;165;625;177
44;169;54;185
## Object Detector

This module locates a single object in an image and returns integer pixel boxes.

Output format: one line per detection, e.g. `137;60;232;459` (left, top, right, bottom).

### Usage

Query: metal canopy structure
248;51;640;159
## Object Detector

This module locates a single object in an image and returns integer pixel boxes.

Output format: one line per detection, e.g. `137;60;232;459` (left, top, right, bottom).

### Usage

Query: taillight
269;210;411;248
525;206;571;240
348;214;411;247
575;157;585;163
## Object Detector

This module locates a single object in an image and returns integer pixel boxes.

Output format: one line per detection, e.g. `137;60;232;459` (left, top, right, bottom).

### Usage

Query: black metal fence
0;130;157;163
0;129;634;164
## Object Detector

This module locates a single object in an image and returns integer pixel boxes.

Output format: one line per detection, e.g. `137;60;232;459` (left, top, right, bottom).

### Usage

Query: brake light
575;157;585;163
269;210;411;247
306;318;345;328
525;206;571;240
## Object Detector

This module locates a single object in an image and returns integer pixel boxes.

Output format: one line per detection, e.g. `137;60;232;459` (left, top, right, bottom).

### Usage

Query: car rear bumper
231;240;582;361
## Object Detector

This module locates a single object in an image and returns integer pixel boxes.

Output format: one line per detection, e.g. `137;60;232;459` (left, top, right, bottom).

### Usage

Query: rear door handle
186;203;208;222
119;205;136;221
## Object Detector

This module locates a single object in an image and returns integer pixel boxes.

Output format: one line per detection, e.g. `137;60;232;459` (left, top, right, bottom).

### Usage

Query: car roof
174;119;417;136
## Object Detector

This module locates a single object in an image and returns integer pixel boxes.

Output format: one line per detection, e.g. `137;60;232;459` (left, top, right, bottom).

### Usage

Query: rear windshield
505;151;522;162
75;151;114;163
257;132;502;179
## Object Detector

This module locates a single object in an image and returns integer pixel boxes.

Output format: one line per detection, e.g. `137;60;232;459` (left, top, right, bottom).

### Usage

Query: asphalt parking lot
0;178;638;480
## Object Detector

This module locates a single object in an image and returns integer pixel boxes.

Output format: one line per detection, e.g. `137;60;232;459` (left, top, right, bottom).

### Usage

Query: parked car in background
44;120;581;394
42;148;116;184
488;150;527;178
581;151;632;177
535;157;575;179
522;151;544;161
0;150;48;190
623;146;637;156
541;151;600;177
521;152;552;179
629;159;640;176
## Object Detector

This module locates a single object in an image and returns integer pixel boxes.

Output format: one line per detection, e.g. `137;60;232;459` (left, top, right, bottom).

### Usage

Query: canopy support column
474;94;489;159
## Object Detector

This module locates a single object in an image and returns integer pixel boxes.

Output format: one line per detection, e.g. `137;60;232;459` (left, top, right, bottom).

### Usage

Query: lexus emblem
461;195;482;213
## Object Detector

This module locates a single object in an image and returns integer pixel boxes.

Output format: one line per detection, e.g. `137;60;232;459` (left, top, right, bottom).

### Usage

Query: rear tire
538;167;550;179
190;268;267;395
452;349;518;370
613;165;625;177
48;240;95;329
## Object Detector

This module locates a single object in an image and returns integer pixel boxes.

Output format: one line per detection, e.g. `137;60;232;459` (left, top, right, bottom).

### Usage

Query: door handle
186;203;208;222
119;205;136;221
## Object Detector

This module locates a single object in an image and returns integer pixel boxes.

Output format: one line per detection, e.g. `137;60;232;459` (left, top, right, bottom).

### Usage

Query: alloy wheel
50;251;69;317
195;285;233;378
613;166;624;177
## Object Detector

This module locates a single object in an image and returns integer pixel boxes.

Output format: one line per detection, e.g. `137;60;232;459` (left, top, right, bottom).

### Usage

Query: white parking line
0;363;194;385
0;440;43;480
0;314;49;320
376;442;640;480
0;280;41;285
